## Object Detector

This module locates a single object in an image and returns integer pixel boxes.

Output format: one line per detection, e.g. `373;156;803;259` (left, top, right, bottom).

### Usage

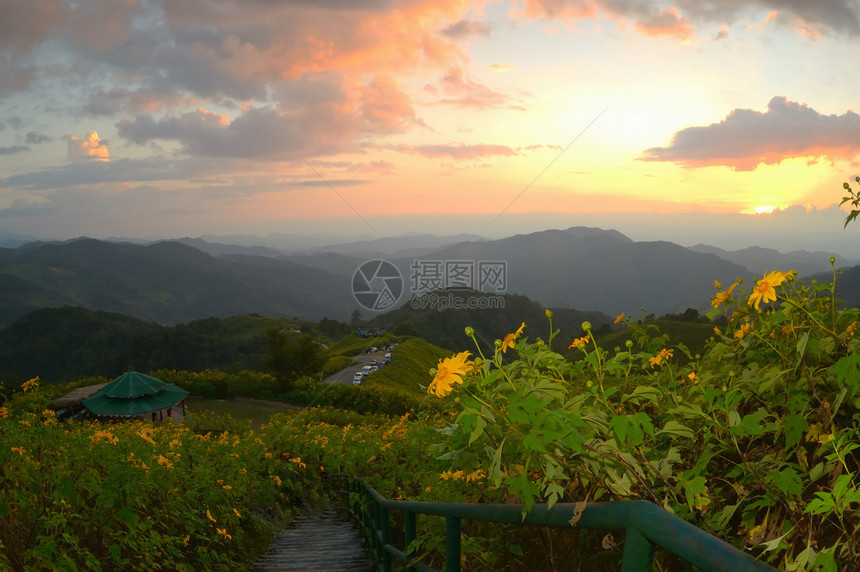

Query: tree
265;328;324;391
350;309;363;326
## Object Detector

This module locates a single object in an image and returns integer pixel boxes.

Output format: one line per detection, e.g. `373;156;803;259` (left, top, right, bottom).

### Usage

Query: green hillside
362;337;452;396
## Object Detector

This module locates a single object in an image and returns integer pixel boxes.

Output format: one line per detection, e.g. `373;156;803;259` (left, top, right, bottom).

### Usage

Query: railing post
405;510;416;571
380;505;391;572
445;515;461;572
620;526;655;572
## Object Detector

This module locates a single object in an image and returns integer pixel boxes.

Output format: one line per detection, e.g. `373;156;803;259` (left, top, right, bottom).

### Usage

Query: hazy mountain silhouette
0;238;355;325
688;244;857;276
404;227;756;317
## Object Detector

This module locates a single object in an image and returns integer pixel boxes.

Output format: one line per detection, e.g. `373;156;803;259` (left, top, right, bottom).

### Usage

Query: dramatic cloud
514;0;860;37
634;7;695;40
358;75;426;134
0;0;67;94
63;132;109;162
640;96;860;171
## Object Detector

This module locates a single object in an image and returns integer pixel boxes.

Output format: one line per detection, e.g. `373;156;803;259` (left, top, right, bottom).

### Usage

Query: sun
752;205;776;214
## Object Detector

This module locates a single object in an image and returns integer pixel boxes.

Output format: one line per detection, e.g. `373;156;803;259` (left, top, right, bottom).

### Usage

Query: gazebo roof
82;371;188;417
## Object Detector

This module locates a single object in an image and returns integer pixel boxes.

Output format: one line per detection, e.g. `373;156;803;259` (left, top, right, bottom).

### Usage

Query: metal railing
332;474;776;572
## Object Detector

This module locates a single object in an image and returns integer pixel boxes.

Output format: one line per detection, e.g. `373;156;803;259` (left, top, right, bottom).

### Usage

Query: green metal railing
332;474;776;572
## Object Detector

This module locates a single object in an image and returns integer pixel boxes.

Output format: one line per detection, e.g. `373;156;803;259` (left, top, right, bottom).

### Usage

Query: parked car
352;372;363;385
384;353;391;364
361;366;372;377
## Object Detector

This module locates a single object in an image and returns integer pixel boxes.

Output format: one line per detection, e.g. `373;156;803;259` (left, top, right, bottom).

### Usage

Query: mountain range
0;227;856;326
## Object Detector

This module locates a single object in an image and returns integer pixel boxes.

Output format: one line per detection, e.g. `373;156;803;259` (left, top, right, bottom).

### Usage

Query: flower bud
429;368;437;377
545;309;553;319
586;380;593;388
625;340;633;349
581;321;592;332
464;326;474;337
830;256;836;265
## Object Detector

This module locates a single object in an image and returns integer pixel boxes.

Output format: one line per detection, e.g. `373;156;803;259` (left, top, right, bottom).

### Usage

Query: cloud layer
641;97;860;171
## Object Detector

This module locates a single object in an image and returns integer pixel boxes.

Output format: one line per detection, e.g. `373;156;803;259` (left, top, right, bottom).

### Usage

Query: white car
352;372;363;385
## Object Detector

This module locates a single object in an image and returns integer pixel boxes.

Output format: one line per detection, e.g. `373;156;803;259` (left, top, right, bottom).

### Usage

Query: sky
1;0;860;257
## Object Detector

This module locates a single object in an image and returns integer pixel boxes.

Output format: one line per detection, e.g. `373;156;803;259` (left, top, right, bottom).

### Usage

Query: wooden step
253;512;373;572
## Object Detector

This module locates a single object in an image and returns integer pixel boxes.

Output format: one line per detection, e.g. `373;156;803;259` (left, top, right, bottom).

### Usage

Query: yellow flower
748;271;790;311
206;509;216;523
21;377;39;392
233;508;242;518
91;430;119;445
0;407;8;419
499;322;525;353
10;447;25;456
734;323;752;339
711;281;739;308
614;313;625;324
155;455;174;469
222;485;232;490
649;348;674;368
569;335;590;350
427;351;473;398
216;528;232;540
183;535;190;546
687;372;698;384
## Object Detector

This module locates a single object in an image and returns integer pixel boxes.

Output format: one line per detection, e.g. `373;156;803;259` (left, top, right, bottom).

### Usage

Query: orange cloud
427;65;523;109
358;75;425;134
63;131;109;162
634;7;694;41
640;96;860;171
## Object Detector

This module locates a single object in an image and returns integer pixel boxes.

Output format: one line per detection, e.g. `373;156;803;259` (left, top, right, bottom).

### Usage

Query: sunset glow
0;0;858;253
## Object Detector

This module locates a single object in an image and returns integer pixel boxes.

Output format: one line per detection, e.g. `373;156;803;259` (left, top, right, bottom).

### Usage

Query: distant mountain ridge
2;228;856;327
399;227;756;317
688;244;858;276
0;238;355;325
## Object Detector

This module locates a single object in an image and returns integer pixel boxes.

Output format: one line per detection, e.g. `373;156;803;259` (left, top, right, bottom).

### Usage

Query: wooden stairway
253;511;373;572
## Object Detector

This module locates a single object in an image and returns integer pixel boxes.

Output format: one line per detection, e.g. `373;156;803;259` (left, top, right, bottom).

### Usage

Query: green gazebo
82;370;188;418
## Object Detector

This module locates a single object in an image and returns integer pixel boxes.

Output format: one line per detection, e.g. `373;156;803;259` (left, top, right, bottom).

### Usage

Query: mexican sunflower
500;323;525;353
748;271;790;311
428;351;473;398
711;281;739;308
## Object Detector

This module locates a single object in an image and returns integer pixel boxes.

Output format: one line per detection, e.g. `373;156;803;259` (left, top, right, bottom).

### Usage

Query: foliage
152;369;280;400
0;307;297;385
0;382;325;570
323;332;397;358
265;329;325;391
429;266;860;570
841;176;860;228
369;291;611;355
363;338;453;396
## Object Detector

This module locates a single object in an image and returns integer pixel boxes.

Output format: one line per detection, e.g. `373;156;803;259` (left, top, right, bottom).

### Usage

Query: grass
363;337;452;396
325;332;399;358
186;396;296;429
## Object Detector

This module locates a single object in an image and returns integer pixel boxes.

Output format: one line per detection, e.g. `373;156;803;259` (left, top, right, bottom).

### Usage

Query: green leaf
833;354;860;397
657;420;695;440
468;416;487;446
769;467;802;498
509;544;523;556
783;414;808;449
37;541;57;560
